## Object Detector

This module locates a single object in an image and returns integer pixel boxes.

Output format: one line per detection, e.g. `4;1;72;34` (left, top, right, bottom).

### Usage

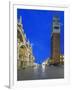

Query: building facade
51;16;60;65
17;16;35;69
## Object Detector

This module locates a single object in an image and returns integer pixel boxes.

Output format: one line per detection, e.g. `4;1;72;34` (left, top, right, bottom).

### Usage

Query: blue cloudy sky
17;9;64;64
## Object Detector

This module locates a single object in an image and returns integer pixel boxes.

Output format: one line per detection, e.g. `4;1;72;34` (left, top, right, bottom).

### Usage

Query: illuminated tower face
51;16;60;64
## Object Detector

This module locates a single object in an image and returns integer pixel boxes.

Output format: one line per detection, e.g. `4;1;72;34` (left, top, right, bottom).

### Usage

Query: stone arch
19;45;27;59
19;44;29;68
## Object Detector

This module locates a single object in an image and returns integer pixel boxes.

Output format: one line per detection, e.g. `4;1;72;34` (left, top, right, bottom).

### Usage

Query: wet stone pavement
17;65;64;81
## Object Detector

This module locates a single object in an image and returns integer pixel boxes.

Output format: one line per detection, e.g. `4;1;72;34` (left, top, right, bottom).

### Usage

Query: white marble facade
17;17;35;69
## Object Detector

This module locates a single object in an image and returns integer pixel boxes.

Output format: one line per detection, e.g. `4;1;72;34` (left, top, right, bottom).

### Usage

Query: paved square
17;65;64;81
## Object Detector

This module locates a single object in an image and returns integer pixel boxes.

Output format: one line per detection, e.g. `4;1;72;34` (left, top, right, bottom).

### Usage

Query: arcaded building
17;16;35;69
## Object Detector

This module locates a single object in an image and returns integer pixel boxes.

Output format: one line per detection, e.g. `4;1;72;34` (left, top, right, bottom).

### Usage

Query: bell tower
51;16;60;65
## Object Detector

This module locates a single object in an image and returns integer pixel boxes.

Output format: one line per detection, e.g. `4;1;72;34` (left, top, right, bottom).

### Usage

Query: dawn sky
17;9;64;64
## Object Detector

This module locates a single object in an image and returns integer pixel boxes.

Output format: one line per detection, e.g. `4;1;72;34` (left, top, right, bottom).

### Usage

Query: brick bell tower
51;16;60;65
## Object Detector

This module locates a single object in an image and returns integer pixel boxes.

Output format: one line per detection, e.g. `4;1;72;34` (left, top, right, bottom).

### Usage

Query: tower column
51;16;60;65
